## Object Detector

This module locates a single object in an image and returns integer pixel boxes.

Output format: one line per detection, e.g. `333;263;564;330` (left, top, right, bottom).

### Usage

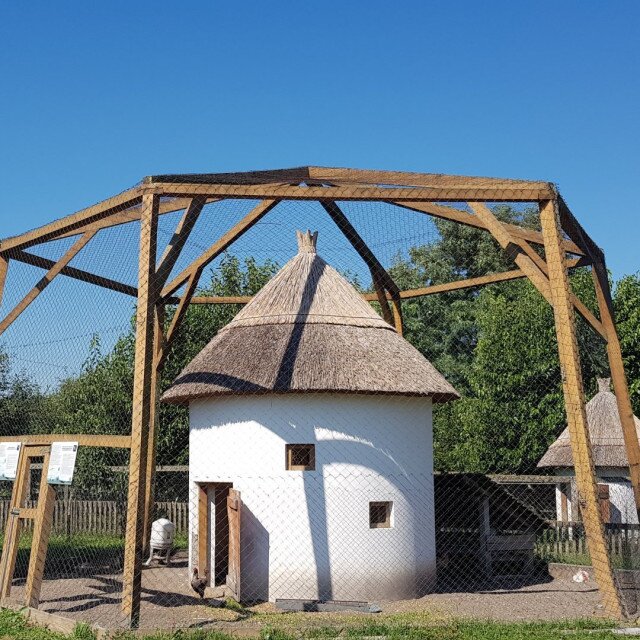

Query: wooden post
0;446;29;600
142;304;164;553
122;193;159;627
591;265;640;521
540;199;623;618
25;449;56;608
0;256;8;307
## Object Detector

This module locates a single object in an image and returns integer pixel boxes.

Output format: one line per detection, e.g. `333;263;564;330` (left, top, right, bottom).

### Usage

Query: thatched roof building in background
538;378;640;469
162;230;459;404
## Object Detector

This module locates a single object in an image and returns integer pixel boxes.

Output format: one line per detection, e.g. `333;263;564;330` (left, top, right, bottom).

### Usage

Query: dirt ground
4;557;606;632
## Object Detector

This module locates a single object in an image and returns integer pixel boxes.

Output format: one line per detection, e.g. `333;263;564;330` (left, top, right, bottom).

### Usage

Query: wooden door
598;484;611;524
226;488;241;601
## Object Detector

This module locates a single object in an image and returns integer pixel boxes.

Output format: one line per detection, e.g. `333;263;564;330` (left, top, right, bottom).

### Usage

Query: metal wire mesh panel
0;172;637;631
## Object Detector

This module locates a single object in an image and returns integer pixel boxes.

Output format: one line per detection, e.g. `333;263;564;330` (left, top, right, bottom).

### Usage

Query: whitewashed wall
188;393;436;602
554;469;638;525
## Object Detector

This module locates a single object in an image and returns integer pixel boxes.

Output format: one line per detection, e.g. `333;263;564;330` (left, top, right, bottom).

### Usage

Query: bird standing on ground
191;567;209;599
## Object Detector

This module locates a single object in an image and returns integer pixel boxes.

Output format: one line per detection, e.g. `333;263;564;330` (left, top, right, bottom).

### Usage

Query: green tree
614;272;640;414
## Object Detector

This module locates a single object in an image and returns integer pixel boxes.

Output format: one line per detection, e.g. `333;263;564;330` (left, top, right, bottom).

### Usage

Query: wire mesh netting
0;178;638;631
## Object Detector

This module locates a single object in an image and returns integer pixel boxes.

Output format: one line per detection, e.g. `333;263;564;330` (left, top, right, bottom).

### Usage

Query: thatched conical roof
538;378;640;469
162;231;459;404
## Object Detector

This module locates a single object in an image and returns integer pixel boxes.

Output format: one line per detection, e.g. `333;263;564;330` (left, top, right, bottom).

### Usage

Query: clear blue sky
0;0;638;279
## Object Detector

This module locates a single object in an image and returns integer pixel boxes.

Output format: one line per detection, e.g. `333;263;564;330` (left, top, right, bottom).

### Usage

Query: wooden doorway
197;483;238;590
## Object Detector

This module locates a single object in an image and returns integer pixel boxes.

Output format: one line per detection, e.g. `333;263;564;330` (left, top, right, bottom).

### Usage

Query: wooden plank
391;297;403;336
145;180;554;202
540;198;623;619
468;202;555;304
0;231;95;338
226;488;241;601
5;248;140;298
0;256;7;307
155;197;207;287
198;484;208;574
55;198;218;241
122;193;159;627
25;449;56;608
161;199;280;298
142;305;164;552
0;187;141;252
0;446;30;600
395;200;584;256
320;200;398;325
592;263;640;522
0;434;131;448
190;295;253;305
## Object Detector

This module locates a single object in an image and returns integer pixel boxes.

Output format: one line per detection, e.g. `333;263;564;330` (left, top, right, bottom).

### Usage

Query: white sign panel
0;442;21;481
47;442;78;485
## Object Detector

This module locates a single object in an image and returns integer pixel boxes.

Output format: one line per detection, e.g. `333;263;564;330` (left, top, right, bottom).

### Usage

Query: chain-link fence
0;170;637;631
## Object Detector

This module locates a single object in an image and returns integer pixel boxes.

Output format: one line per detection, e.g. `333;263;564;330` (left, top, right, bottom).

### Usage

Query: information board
0;442;21;481
47;442;79;485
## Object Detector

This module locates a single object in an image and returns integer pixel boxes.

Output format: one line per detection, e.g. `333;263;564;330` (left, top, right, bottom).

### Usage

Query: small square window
369;501;392;529
286;444;315;471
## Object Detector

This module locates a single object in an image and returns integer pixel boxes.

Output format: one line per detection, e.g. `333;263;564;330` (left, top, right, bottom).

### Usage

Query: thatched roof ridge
538;378;640;469
162;231;459;403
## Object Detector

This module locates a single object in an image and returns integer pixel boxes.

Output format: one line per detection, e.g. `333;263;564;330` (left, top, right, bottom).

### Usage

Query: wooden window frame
369;501;393;529
285;444;315;471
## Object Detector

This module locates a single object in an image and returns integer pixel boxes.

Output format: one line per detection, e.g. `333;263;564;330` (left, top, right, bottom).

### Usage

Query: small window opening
286;444;315;471
369;501;392;529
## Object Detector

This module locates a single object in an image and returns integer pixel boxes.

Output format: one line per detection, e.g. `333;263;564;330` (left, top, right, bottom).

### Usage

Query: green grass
0;609;625;640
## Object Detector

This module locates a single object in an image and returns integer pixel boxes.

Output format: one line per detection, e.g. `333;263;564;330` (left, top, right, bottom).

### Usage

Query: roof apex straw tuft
161;232;459;403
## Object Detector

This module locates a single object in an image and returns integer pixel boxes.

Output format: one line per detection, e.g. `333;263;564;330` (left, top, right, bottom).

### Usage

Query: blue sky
0;1;639;386
1;1;638;275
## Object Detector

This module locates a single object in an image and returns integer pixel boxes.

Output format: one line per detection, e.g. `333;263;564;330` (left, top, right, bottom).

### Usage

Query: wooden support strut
0;255;7;307
591;263;640;522
320;200;400;330
0;231;95;338
468;203;606;341
539;199;624;619
122;193;159;627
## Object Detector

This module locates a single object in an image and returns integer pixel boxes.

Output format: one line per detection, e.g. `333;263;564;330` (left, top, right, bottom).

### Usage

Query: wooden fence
0;500;189;537
537;521;640;565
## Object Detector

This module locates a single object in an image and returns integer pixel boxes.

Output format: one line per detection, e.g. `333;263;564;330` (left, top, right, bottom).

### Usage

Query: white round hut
538;378;640;525
162;231;459;603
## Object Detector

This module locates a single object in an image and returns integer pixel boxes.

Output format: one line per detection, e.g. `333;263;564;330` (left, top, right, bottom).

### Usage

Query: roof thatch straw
162;231;459;404
538;378;640;469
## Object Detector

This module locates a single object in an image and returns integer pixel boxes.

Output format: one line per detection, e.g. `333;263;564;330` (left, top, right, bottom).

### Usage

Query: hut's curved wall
188;393;436;602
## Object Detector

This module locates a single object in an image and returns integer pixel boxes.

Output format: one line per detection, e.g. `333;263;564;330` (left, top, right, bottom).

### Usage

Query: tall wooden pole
0;256;8;307
591;265;640;521
540;199;623;618
142;304;165;552
122;193;159;627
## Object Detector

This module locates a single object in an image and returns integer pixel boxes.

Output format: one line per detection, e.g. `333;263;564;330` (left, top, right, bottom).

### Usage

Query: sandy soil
3;559;607;632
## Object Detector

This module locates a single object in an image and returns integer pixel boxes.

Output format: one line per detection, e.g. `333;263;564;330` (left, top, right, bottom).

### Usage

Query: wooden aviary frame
0;165;637;624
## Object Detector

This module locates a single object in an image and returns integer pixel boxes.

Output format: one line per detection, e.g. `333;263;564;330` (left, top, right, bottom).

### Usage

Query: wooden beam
7;247;138;297
0;255;7;307
142;305;164;552
591;263;640;522
162;199;280;299
0;446;29;600
190;295;253;305
122;193;159;627
145;181;555;203
160;272;199;367
540;199;623;619
391;297;404;335
0;188;141;252
467;203;606;340
55;198;217;241
515;238;607;341
0;232;95;338
395;200;584;256
24;448;56;608
155;197;207;287
320;200;399;325
558;195;605;264
0;434;131;448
